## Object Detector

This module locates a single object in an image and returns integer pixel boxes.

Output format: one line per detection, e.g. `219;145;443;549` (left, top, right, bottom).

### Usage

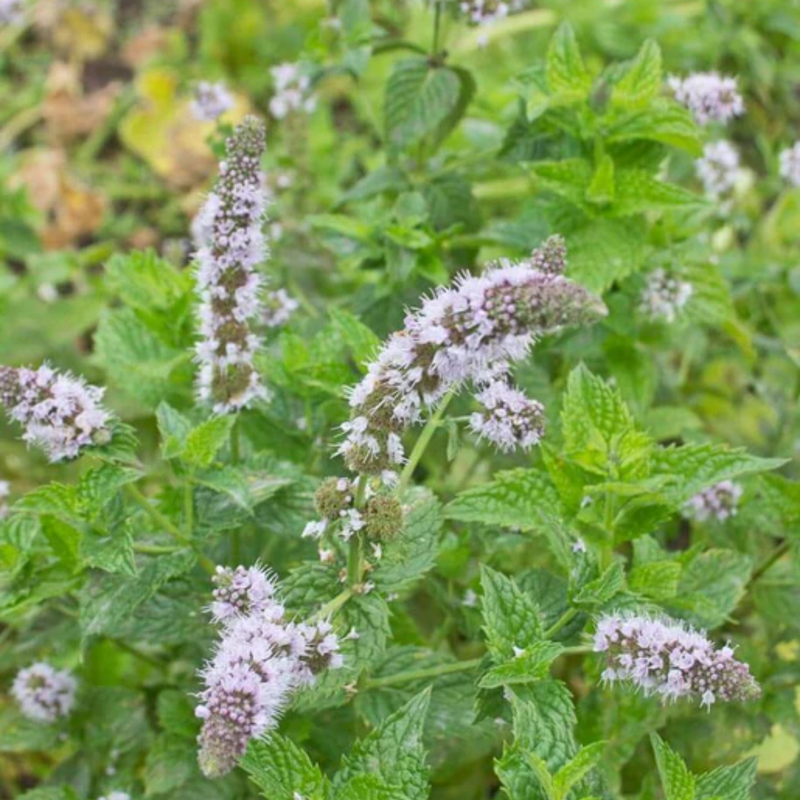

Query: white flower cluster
0;480;9;521
0;0;24;25
98;793;130;800
11;662;77;723
668;72;744;125
594;613;760;709
639;269;693;323
339;237;604;474
268;63;316;120
196;565;343;777
779;141;800;187
191;81;234;122
0;364;112;462
263;289;299;329
194;116;270;414
696;140;740;197
469;380;545;452
685;480;742;523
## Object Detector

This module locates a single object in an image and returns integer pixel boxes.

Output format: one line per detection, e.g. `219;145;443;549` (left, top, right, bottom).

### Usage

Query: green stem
311;588;354;623
133;543;182;555
348;533;364;588
126;484;215;574
749;540;791;585
365;658;483;690
544;608;579;639
431;0;443;55
231;416;241;465
398;391;455;493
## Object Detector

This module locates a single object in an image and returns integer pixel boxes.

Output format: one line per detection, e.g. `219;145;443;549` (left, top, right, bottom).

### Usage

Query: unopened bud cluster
594;613;760;709
0;364;112;462
309;477;404;543
668;72;744;126
11;662;77;723
194;117;269;413
685;480;742;523
196;565;342;777
339;236;604;474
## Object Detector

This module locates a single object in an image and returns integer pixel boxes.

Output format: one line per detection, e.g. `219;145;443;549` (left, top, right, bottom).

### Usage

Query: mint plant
1;4;798;800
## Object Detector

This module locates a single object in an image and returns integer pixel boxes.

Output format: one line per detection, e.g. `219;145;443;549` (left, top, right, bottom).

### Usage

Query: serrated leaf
144;734;197;796
241;735;329;800
546;23;592;95
479;641;565;689
573;562;626;608
552;742;606;800
336;774;403;800
156;402;193;459
511;681;578;769
629;560;681;601
606;100;702;155
695;757;757;800
329;307;381;370
445;468;561;532
586;155;615;206
384;58;462;150
373;490;441;593
481;566;544;660
79;550;196;639
336;689;431;800
613;40;662;107
650;734;695;800
611;169;705;216
181;415;236;468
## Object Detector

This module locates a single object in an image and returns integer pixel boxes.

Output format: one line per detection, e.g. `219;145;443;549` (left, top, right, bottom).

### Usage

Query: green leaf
611;169;705;216
182;415;236;468
552;742;606;800
650;734;695;800
157;689;199;739
156;402;193;459
573;562;626;608
612;40;662;107
445;468;561;532
670;549;753;629
695;757;757;800
606;100;702;155
336;689;431;800
144;734;197;796
653;443;787;505
105;249;190;313
481;565;544;660
94;307;189;407
336;774;403;800
79;550;196;640
479;641;565;689
241;735;329;800
373;489;441;593
546;22;592;96
586;155;615;206
329;307;381;370
384;58;462;150
629;560;681;601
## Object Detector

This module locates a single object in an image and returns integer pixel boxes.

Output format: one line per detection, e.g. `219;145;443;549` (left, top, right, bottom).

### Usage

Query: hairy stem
311;588;354;623
544;607;579;639
364;657;483;689
398;391;455;493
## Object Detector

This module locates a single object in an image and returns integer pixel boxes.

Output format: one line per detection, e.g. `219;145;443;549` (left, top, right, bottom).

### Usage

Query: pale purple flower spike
779;142;800;187
0;364;112;462
469;380;545;452
696;140;740;197
594;613;759;709
195;564;343;777
193;117;270;414
191;81;234;122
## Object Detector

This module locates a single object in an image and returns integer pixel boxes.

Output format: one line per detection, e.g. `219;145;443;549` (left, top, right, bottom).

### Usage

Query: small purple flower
191;81;234;122
0;479;10;521
685;480;743;522
269;64;316;119
263;289;299;328
668;72;744;126
0;364;112;462
696;140;740;197
11;662;77;723
594;613;759;708
469;380;545;452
